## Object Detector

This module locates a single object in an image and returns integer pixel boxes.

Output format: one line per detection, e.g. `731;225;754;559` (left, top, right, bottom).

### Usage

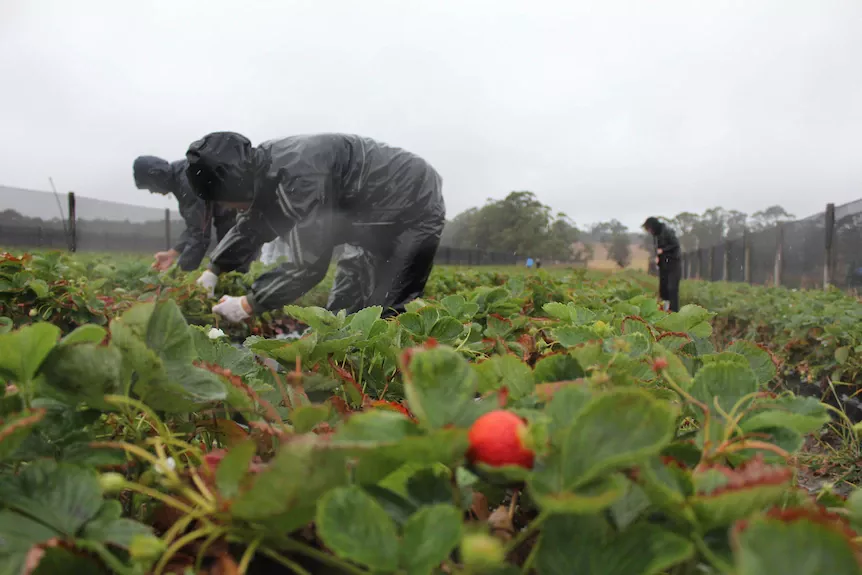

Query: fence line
1;191;518;266
681;199;862;290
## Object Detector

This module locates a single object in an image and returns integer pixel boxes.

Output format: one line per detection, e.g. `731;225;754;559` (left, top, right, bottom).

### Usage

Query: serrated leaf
690;361;759;416
656;305;714;339
136;363;226;412
429;317;465;342
191;327;259;376
534;514;607;574
0;322;60;384
734;513;862;575
545;385;593;437
741;396;829;435
691;465;791;529
621;332;650;357
0;461;102;536
38;343;123;409
216;440;257;500
290;404;333;434
316;485;399;571
283;305;342;333
82;499;153;550
441;295;466;318
402;346;477;429
419;307;441;334
533;354;585;383
0;409;44;462
551;326;600;348
835;346;851;365
530;389;676;505
59;324;106;346
400;504;462;574
400;313;425;336
599;523;696;574
0;510;61;575
621;317;654;340
28;279;49;298
231;437;348;522
349;306;383;335
726;340;777;384
542;302;596;324
474;355;534;399
145;300;195;363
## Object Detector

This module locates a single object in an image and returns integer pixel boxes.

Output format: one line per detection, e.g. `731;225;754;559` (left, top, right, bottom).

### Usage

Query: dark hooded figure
132;156;250;272
185;132;446;323
643;216;681;312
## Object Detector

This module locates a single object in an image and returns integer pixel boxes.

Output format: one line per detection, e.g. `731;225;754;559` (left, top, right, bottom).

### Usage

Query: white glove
213;296;251;323
196;270;219;297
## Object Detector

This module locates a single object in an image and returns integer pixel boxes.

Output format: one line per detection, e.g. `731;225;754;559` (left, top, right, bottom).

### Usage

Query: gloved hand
196;270;219;297
212;295;252;323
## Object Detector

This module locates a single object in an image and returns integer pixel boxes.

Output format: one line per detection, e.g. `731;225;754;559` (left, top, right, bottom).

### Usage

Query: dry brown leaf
488;505;515;542
471;491;490;521
197;419;249;448
209;552;240;575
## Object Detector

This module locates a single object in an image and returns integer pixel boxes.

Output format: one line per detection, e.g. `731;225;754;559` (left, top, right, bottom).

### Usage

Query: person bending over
185;132;446;323
133;155;252;272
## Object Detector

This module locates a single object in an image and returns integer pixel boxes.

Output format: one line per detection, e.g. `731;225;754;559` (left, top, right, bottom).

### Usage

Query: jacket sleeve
243;174;336;313
208;209;279;274
174;200;212;271
656;228;679;254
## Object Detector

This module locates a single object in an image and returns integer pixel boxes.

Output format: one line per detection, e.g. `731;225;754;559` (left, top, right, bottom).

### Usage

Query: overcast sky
1;0;861;230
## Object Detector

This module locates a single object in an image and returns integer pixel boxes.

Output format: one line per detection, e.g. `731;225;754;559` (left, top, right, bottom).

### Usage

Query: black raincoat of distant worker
132;156;252;272
643;217;681;312
185;132;446;323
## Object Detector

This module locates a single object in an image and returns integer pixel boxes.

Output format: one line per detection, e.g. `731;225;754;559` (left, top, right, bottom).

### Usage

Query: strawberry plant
0;249;860;574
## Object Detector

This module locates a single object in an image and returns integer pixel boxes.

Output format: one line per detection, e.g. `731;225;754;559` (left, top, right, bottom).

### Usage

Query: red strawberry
467;411;535;469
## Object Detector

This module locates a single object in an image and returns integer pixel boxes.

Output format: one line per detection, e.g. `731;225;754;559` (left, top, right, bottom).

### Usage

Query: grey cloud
1;0;860;230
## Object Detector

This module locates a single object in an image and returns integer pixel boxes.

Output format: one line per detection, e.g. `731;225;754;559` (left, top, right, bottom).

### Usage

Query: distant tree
670;212;700;252
441;192;584;261
725;210;748;240
592;219;631;268
750;205;795;231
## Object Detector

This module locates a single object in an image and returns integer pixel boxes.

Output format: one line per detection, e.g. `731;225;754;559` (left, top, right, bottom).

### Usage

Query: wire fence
0;187;518;266
681;199;862;290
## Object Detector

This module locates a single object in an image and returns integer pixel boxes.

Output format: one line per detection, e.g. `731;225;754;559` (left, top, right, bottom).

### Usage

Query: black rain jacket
185;133;446;314
651;221;681;269
133;156;241;271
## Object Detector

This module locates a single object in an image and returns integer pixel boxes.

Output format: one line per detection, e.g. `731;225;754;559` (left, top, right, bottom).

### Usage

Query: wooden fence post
774;223;783;287
743;228;752;283
824;203;835;289
164;208;171;251
67;192;77;252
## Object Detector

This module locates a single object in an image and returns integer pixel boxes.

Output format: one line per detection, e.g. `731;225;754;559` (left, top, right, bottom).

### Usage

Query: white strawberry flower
208;327;226;339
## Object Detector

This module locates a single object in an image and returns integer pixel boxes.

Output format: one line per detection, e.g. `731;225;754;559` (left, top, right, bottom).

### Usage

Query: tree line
441;194;798;268
659;205;795;252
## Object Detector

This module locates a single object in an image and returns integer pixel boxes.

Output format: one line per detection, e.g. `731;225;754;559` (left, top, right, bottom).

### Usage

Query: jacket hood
185;132;256;203
133;156;177;194
643;217;663;235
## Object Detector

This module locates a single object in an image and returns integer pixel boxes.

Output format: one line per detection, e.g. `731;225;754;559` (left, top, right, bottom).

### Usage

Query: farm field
2;249;862;574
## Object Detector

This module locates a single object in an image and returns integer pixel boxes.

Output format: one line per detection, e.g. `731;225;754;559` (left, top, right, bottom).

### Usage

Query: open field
584;242;651;271
2;249;862;574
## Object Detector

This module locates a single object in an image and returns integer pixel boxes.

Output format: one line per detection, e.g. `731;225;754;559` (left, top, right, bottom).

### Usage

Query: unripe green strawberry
128;534;166;561
98;472;126;494
461;532;506;570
